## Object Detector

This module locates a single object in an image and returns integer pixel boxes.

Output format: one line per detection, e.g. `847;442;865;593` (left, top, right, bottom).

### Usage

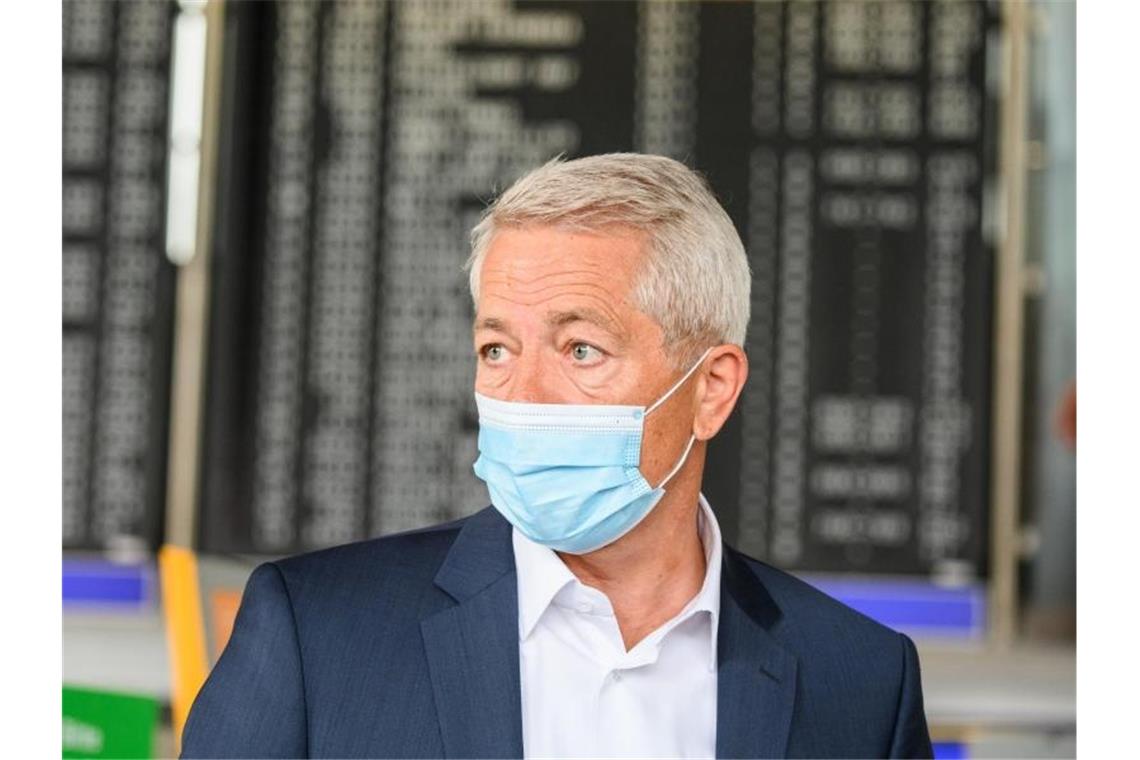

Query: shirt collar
513;524;579;642
513;492;723;670
690;492;723;669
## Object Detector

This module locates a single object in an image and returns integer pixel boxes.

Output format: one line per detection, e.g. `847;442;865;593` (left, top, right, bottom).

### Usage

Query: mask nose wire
644;346;714;417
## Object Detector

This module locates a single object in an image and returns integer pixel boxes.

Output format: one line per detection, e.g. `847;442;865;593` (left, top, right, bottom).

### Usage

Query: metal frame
163;0;226;551
987;0;1031;646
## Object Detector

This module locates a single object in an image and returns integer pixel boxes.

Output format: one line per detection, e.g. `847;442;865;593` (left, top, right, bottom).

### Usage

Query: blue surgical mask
472;347;713;554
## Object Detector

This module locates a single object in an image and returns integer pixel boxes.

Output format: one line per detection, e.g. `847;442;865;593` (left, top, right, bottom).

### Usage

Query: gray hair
464;153;751;367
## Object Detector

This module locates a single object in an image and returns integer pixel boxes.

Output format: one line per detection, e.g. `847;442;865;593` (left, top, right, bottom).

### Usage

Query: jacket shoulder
726;545;905;656
725;547;927;755
268;511;477;613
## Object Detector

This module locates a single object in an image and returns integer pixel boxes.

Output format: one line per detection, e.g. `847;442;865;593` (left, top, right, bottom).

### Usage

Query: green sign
63;685;157;759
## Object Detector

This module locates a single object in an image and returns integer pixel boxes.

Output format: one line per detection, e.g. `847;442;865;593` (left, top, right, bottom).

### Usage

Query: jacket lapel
716;546;798;759
420;507;524;759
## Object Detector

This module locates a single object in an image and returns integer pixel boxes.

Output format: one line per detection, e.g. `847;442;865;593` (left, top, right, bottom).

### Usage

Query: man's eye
570;342;602;363
480;344;506;363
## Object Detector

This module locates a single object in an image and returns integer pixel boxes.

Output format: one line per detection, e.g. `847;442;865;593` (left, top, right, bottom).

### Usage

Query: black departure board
62;1;176;552
200;0;994;579
702;0;996;576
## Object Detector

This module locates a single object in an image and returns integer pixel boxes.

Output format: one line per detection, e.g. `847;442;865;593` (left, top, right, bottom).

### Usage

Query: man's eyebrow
473;309;626;339
473;316;510;333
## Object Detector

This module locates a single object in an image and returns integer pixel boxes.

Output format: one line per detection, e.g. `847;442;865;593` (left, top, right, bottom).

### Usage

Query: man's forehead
472;226;658;341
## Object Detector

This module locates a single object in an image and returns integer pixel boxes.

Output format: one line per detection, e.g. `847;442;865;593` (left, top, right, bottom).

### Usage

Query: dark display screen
62;0;175;552
199;0;994;579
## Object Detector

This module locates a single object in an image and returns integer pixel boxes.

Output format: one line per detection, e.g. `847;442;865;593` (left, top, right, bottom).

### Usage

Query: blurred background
61;0;1075;757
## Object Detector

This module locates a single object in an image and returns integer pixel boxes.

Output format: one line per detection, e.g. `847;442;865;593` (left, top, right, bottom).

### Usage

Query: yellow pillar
159;544;209;750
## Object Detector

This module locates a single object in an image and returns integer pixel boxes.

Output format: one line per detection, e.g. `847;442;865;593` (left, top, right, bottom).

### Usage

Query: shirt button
610;671;622;683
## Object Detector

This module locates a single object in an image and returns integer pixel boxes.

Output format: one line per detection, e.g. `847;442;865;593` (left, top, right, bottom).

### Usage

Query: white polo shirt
512;493;722;758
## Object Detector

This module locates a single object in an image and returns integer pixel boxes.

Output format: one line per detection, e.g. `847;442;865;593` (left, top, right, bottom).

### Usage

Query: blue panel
63;559;153;608
799;576;986;638
933;740;969;759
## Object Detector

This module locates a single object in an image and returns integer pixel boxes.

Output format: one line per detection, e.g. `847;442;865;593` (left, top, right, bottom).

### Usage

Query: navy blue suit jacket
182;506;933;758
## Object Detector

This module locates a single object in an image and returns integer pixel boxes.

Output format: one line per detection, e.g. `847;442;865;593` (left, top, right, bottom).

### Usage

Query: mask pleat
478;424;638;467
512;464;642;504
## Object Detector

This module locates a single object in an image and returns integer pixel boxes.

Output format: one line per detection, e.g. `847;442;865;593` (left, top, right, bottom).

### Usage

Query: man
182;154;933;758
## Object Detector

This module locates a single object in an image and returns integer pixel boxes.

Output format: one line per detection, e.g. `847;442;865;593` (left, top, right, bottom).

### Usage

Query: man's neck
557;472;707;651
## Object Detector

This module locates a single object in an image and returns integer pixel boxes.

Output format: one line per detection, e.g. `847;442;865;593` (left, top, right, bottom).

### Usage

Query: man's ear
694;345;748;440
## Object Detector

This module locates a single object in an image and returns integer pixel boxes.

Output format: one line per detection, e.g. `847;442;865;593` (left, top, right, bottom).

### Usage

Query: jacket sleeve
887;632;934;759
181;562;308;758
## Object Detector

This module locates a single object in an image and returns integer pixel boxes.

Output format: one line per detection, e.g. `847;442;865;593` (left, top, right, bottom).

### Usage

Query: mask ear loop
655;433;697;489
644;346;715;417
644;346;713;489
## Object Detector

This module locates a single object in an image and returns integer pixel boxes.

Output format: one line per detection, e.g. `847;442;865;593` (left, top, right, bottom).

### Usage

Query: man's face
473;225;700;484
